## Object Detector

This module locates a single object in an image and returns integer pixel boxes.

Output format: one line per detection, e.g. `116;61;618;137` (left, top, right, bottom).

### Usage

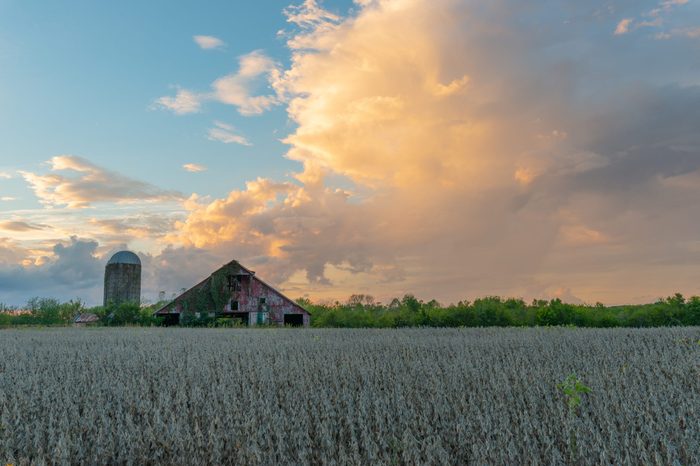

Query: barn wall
157;262;310;326
236;277;307;326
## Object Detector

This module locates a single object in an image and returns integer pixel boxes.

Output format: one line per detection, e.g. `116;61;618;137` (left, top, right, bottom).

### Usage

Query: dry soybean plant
0;327;697;465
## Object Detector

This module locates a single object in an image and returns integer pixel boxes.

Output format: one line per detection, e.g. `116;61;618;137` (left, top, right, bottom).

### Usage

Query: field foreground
0;327;697;465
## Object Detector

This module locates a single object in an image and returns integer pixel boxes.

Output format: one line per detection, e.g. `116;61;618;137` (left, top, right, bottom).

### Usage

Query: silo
103;251;141;306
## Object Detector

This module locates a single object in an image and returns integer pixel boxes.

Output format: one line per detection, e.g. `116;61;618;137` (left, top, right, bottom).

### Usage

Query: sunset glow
1;0;699;305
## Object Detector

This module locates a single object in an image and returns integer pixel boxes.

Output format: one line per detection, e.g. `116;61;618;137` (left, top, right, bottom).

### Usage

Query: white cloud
193;35;225;50
212;51;280;115
154;88;202;115
207;121;252;145
183;163;207;172
0;196;15;201
156;51;280;117
0;171;12;179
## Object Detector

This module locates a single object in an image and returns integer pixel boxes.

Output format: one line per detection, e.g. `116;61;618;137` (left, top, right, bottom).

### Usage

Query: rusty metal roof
74;313;100;323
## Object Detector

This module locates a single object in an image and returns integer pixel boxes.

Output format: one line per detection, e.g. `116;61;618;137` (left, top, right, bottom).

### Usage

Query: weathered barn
154;260;310;326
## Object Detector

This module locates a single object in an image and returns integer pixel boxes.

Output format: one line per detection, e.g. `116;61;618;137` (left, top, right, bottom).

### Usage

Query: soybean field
0;327;697;465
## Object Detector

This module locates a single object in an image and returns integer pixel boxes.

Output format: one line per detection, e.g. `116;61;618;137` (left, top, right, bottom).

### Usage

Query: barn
154;260;310;327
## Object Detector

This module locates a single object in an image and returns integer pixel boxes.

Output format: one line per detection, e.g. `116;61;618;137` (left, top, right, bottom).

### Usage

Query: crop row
0;327;697;464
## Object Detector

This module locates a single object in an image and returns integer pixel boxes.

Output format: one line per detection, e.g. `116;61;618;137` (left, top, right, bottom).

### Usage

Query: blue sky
0;0;350;203
1;0;699;307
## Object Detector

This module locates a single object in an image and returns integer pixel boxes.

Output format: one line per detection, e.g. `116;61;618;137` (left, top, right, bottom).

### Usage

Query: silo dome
107;250;141;266
103;250;141;306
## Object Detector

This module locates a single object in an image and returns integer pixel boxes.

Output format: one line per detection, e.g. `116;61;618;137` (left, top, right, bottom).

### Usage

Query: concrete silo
103;251;141;306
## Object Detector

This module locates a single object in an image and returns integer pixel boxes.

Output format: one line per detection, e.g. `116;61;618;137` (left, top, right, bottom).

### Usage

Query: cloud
89;214;180;240
212;51;280;115
207;121;252;145
0;238;30;267
0;171;12;179
193;35;225;50
618;0;692;37
167;178;377;286
0;221;49;232
558;224;610;246
155;51;280;117
19;155;182;208
659;0;688;10
548;287;584;305
0;235;222;306
1;197;16;201
680;27;700;38
154;88;202;115
162;0;700;305
284;0;340;29
652;26;700;40
0;236;102;304
140;246;222;301
183;163;207;172
614;18;633;35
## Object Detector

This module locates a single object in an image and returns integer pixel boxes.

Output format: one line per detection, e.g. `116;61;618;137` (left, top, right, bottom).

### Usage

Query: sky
1;0;699;307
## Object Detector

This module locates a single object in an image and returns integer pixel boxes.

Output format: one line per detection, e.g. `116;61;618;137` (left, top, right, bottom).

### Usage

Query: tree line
0;298;158;327
1;293;699;328
301;293;700;328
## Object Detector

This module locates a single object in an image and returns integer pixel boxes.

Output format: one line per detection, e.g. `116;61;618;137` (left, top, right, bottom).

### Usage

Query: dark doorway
232;312;249;325
162;314;179;326
283;313;304;326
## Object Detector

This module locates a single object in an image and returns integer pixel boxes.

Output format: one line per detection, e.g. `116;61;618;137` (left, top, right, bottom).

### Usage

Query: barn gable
154;260;310;326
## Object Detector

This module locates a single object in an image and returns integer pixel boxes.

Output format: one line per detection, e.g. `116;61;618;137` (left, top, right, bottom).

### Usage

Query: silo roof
107;250;141;265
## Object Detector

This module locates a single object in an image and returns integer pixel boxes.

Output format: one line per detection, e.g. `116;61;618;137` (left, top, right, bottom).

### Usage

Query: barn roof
74;313;100;323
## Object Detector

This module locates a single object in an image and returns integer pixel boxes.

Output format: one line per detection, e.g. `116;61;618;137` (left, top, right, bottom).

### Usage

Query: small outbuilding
154;259;310;326
73;313;100;327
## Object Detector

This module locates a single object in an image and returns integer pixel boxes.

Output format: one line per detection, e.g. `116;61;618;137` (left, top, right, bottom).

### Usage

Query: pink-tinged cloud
183;163;207;173
0;221;49;232
20;155;182;208
193;35;225;50
615;18;633;35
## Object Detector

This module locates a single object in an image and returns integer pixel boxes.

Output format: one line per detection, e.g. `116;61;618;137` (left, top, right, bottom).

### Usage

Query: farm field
0;327;698;465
